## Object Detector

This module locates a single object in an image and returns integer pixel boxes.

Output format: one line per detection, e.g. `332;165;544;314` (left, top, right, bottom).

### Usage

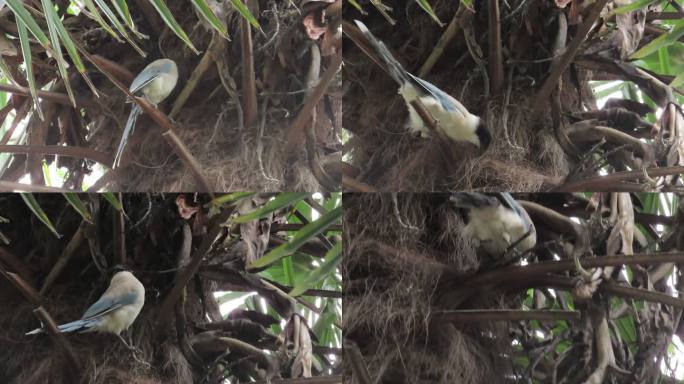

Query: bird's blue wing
129;70;161;94
81;291;137;320
498;193;534;232
408;74;467;116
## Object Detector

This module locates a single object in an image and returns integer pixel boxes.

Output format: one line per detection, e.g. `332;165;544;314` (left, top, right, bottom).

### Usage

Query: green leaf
282;255;295;285
609;0;660;16
62;193;93;223
102;192;123;211
414;0;444;26
80;0;121;41
249;205;342;270
207;192;255;207
289;241;341;297
111;0;146;38
5;0;53;50
21;193;61;238
41;0;77;106
190;0;229;38
229;0;260;30
16;21;44;120
631;18;684;59
233;192;310;223
148;0;200;54
346;0;365;13
42;0;98;99
91;0;147;56
312;300;336;342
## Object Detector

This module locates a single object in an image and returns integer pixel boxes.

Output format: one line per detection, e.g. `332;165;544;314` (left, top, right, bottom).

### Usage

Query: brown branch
433;309;581;322
0;144;113;165
418;8;468;77
342;176;378;192
0;267;82;380
0;83;74;105
89;54;135;84
554;166;684;191
535;275;684;308
0;100;29;146
488;0;504;96
156;207;234;327
39;223;85;295
646;12;683;21
344;340;372;384
285;50;342;154
444;252;684;290
241;0;258;128
0;247;34;285
27;102;56;186
251;377;343;384
530;0;611;117
0;181;81;192
171;34;224;118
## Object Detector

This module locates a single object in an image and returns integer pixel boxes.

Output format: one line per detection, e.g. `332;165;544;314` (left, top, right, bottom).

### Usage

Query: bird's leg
116;332;151;369
115;332;135;350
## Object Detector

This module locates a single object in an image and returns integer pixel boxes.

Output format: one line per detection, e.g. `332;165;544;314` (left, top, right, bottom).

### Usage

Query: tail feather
354;20;411;86
26;318;98;335
113;105;142;169
450;193;500;208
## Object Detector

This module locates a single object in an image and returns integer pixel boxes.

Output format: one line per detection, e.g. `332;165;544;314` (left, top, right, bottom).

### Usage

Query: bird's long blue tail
25;318;99;335
354;20;411;87
450;193;501;208
113;105;142;169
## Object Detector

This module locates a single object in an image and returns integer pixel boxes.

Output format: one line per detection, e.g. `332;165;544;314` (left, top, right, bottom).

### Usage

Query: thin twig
241;0;258;127
155;207;234;327
433;309;581;322
284;51;342;154
530;0;611;117
488;0;504;96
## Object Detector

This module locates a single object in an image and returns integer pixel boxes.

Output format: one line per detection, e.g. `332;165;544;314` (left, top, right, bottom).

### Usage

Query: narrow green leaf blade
148;0;200;54
62;193;93;223
92;0;147;56
102;192;123;211
5;0;52;48
190;0;229;38
249;205;342;270
609;0;659;16
42;0;99;97
289;241;341;297
207;192;255;207
414;0;444;26
41;0;77;106
16;21;44;120
21;193;61;238
233;192;310;223
81;0;121;41
631;19;684;59
229;0;260;29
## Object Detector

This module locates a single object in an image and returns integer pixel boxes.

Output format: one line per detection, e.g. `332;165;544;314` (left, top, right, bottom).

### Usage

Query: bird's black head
475;120;492;150
111;264;131;274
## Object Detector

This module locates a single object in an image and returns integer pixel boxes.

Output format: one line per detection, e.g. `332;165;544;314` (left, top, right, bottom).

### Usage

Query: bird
353;20;491;149
26;265;145;349
113;58;179;169
450;193;536;259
